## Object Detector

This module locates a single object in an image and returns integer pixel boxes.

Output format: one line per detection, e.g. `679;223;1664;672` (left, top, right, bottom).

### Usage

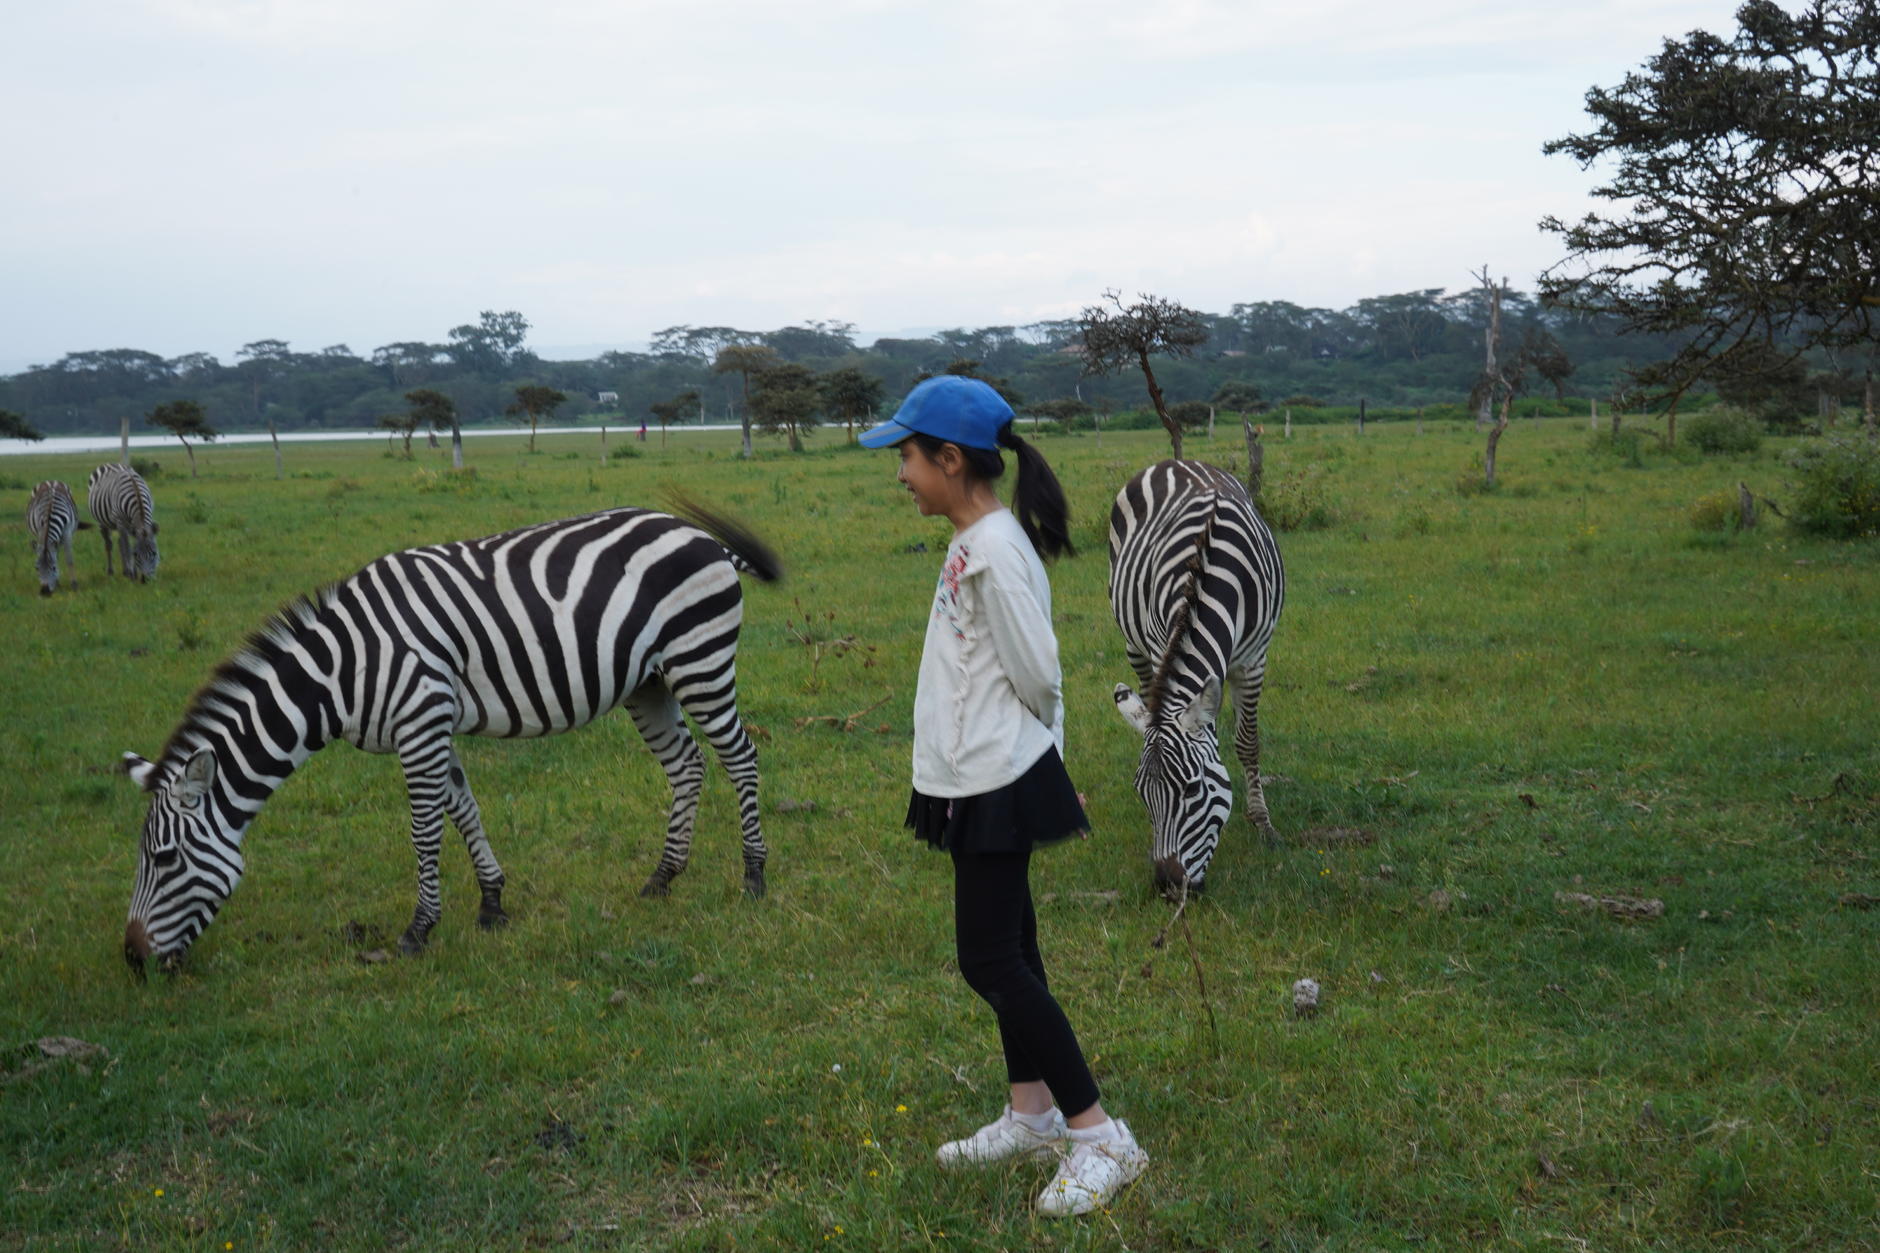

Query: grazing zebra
120;500;781;971
87;463;159;582
1108;459;1285;896
27;480;83;596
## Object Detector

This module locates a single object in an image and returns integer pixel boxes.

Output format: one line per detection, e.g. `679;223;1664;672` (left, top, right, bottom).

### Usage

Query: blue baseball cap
858;375;1013;451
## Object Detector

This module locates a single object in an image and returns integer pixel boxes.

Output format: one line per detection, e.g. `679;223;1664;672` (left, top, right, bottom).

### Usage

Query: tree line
0;293;1715;443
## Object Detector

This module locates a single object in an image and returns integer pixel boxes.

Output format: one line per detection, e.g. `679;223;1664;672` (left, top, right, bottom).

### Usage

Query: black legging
950;847;1101;1118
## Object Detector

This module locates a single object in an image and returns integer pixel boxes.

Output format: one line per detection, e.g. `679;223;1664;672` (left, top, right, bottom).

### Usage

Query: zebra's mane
1141;490;1220;725
148;587;338;787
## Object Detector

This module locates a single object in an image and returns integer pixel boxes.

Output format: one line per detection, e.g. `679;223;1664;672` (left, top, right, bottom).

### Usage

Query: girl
859;375;1148;1219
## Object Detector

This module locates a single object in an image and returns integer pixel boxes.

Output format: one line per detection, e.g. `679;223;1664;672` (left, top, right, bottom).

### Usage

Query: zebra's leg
1230;660;1283;848
442;747;508;930
395;723;457;954
118;529;134;580
625;678;706;899
61;531;76;591
669;666;767;899
100;525;115;577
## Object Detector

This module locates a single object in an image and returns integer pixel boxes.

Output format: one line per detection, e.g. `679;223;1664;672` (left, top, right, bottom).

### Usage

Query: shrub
1684;408;1763;454
1688;489;1739;532
1454;453;1494;496
1784;435;1880;538
131;458;162;478
1588;427;1650;466
1257;467;1338;531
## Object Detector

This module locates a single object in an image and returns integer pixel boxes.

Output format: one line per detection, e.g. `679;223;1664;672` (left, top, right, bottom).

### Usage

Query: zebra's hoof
639;877;671;899
477;907;509;931
743;869;767;900
398;929;430;956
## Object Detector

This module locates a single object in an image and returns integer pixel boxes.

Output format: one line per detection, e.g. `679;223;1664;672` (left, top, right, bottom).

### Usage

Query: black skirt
905;746;1090;854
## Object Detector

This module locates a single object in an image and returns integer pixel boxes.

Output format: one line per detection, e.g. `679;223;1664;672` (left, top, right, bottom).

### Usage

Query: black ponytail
906;427;1074;560
997;426;1074;561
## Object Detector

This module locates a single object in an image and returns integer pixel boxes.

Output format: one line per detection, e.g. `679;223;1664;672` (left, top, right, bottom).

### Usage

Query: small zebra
121;500;781;971
27;480;84;596
87;463;159;582
1108;459;1285;896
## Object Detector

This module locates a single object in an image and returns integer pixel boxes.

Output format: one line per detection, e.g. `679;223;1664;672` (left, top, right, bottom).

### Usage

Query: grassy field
2;418;1876;1251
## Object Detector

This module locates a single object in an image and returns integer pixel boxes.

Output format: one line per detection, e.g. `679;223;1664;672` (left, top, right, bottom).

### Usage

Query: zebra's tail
662;490;783;584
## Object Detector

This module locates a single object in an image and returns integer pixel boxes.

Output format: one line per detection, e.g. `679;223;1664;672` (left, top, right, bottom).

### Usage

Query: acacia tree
750;363;821;452
147;399;216;477
505;385;565;452
405;388;461;468
378;412;421;457
1539;0;1880;439
648;389;700;449
712;344;781;459
1076;290;1210;458
1;409;43;441
819;366;884;443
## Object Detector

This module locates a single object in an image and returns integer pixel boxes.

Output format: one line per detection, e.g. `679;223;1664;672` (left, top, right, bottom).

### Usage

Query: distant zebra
87;463;159;582
26;480;83;596
121;501;781;971
1108;460;1285;896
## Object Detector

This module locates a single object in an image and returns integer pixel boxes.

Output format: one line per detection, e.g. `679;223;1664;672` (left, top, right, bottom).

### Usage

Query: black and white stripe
121;502;781;969
1108;459;1285;895
27;480;80;596
87;463;159;582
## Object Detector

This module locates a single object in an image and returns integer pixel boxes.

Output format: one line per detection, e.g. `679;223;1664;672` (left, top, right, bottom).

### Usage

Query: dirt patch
1555;890;1664;920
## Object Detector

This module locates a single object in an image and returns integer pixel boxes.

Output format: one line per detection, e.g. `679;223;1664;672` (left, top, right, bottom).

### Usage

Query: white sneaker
935;1105;1067;1168
1035;1119;1149;1217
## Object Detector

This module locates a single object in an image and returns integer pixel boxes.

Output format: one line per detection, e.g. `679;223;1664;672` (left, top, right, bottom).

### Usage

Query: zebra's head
121;747;243;972
34;544;59;596
130;522;159;582
1113;677;1231;899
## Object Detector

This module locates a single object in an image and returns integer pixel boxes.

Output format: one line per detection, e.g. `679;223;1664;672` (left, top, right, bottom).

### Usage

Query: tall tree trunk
1485;395;1511;488
601;425;608;467
1357;397;1366;435
120;415;130;465
1590;398;1598;430
182;437;197;478
1139;349;1181;460
269;419;282;480
1284;408;1292;439
1865;368;1876;436
451;419;463;470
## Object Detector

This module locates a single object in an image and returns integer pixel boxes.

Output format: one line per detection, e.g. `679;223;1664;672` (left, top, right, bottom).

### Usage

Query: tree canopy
1077;290;1211;458
148;398;216;476
1;408;43;441
1540;0;1879;417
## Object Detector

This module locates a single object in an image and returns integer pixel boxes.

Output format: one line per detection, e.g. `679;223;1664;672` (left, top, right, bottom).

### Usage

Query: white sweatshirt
911;508;1065;798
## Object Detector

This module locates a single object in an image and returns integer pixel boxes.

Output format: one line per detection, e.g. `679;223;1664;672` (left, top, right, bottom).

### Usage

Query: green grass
3;421;1876;1250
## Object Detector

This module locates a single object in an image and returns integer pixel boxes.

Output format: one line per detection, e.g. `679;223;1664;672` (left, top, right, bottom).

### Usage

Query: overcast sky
2;0;1757;372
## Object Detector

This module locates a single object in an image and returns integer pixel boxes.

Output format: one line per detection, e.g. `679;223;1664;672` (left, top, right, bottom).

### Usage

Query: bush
1784;436;1880;538
1257;467;1338;531
130;458;162;478
1588;427;1651;467
1684;408;1764;454
1688;489;1740;532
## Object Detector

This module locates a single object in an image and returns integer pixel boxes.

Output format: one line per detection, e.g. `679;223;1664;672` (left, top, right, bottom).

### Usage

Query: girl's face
896;440;956;516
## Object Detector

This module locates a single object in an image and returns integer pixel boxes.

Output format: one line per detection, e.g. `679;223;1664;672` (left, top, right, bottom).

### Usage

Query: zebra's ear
1113;684;1152;734
1176;677;1223;737
178;750;216;805
121;753;158;791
